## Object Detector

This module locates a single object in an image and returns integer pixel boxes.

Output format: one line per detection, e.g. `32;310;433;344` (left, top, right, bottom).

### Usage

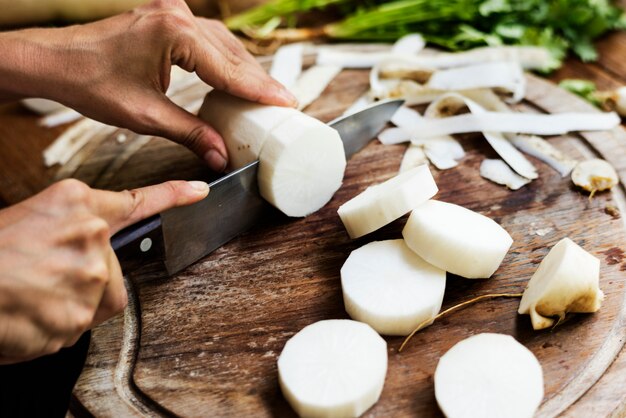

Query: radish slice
341;240;446;336
270;43;303;89
435;333;544;418
406;110;620;137
399;144;428;173
426;62;526;102
403;200;513;278
511;135;578;177
518;238;603;330
392;33;426;55
21;98;67;115
291;65;342;110
480;159;532;190
199;91;297;169
258;115;346;217
338;164;438;239
571;158;619;193
278;319;387;418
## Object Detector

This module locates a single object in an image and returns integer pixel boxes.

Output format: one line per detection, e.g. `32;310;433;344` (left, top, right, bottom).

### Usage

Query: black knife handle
111;215;166;275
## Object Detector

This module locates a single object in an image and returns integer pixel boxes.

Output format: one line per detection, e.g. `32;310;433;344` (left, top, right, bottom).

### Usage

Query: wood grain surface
0;39;625;418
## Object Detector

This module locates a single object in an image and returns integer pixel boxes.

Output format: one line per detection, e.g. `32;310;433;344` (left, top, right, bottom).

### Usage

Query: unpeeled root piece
341;240;446;336
199;91;298;169
258;115;346;217
338;164;438;239
518;238;603;330
278;319;387;418
403;200;513;278
435;333;544;418
571;158;619;196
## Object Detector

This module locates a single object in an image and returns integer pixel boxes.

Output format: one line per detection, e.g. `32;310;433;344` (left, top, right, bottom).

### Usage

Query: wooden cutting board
0;64;625;416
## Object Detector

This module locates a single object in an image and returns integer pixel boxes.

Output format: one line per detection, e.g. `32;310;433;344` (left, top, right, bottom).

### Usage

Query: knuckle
181;124;209;152
72;307;95;334
42;338;65;356
52;179;91;206
81;259;110;287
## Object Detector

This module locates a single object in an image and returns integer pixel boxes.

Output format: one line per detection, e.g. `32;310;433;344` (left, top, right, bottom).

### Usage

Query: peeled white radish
338;164;438;239
258;115;346;217
403;200;513;278
278;319;387;418
435;333;544;418
199;91;297;169
518;238;603;330
341;240;446;336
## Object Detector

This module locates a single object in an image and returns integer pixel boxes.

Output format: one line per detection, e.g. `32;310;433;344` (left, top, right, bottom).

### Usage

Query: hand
0;178;209;364
0;0;297;172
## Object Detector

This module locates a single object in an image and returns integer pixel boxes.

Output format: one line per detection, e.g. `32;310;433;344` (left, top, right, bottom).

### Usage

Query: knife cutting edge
111;99;405;275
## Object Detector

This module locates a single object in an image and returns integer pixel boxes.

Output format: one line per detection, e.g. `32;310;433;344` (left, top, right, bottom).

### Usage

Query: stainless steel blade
161;99;404;274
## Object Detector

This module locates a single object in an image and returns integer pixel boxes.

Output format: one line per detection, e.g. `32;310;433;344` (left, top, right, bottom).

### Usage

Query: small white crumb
116;133;128;144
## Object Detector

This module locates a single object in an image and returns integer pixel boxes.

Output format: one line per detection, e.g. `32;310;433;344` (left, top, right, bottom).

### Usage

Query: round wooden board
67;68;626;417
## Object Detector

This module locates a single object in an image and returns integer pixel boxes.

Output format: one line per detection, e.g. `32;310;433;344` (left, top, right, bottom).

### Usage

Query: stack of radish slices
276;163;603;417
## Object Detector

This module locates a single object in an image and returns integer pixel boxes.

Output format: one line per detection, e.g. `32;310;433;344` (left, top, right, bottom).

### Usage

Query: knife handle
111;215;165;275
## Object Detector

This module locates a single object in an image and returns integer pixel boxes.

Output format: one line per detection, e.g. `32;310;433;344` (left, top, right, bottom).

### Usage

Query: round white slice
341;240;446;336
338;164;438;239
199;90;298;169
518;238;603;330
402;200;513;278
278;320;387;418
258;115;346;217
435;333;544;418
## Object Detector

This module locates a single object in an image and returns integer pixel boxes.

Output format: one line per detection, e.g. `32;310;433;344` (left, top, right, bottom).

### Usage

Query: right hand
0;178;209;365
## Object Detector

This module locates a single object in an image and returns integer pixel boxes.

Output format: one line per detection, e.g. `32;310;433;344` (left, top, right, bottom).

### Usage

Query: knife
111;99;404;275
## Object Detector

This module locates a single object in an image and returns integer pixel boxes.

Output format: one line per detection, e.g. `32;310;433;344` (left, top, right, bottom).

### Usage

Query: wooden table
1;30;626;418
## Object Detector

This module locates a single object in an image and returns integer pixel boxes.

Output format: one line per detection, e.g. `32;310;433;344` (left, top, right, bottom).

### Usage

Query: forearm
0;27;82;102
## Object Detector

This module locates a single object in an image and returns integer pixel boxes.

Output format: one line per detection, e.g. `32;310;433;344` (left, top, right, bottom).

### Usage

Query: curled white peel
338;164;438;239
22;98;67;115
399;144;428;173
270;43;303;89
403;200;513;278
391;33;426;55
291;65;342;110
435;333;544;418
480;159;532;190
278;320;387;418
511;135;578;177
341;240;446;336
518;238;603;330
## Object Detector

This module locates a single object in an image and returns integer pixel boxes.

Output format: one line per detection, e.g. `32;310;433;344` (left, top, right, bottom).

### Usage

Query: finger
186;31;298;107
90;180;210;235
91;246;127;327
143;95;229;170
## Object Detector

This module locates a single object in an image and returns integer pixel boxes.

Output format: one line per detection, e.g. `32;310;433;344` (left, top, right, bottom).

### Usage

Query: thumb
149;96;228;172
90;180;210;235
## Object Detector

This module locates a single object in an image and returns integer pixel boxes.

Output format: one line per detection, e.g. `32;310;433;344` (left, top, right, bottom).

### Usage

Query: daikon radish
435;333;544;418
480;159;531;190
518;238;603;330
341;240;446;336
571;158;619;195
270;43;303;89
278;320;387;418
403;200;513;278
399;144;428;173
258;115;346;217
199;90;297;169
291;65;342;110
338;164;438;239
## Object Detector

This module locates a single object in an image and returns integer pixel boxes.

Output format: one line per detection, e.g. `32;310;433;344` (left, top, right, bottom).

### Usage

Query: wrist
0;27;83;101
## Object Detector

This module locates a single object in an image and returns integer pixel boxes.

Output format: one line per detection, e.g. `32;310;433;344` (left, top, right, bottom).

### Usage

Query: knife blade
111;99;404;275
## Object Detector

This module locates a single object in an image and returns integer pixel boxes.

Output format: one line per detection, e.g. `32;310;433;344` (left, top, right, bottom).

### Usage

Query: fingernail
204;149;227;172
188;181;210;195
279;87;299;107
